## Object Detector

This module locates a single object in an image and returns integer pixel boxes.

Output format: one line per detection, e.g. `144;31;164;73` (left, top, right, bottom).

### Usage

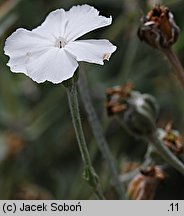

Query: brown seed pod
128;166;165;200
138;5;180;49
158;123;183;156
106;83;133;116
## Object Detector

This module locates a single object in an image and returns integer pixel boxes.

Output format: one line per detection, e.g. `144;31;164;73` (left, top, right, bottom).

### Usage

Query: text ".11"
168;203;179;212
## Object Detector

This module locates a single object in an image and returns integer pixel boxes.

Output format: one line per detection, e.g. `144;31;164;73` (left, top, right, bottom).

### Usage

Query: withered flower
106;83;133;116
158;123;183;155
138;5;180;49
106;83;158;137
128;166;165;200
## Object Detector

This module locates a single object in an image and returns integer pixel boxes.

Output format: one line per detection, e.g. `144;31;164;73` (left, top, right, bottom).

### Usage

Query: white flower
4;4;117;84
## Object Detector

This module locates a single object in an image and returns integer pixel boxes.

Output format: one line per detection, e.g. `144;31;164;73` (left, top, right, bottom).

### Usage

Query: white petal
26;48;78;83
64;5;112;42
5;28;52;56
4;28;53;74
32;9;68;40
65;39;117;65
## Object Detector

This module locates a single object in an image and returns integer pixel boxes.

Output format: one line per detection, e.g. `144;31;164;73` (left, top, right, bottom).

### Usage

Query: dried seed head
106;83;159;137
138;5;180;49
128;166;165;200
106;83;133;116
158;123;183;155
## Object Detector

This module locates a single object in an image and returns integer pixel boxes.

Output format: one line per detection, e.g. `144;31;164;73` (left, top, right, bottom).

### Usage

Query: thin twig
118;117;184;176
162;48;184;88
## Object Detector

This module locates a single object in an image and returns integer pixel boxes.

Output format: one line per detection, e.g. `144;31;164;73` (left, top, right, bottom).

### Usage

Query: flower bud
128;166;165;200
138;5;180;49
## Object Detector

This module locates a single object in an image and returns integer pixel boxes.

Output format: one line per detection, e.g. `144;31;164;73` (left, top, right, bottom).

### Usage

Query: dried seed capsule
106;84;158;137
128;166;165;200
106;83;133;116
158;123;183;155
138;5;180;49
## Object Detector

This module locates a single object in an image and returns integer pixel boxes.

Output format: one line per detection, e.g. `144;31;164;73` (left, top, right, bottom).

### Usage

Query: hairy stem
162;48;184;88
65;78;105;199
78;66;125;199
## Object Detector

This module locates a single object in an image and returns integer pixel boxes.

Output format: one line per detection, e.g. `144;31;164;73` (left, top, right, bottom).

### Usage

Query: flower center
55;37;67;48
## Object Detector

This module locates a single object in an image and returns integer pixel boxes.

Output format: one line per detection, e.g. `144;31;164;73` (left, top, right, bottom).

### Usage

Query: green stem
145;132;184;176
162;48;184;88
78;65;125;199
78;67;125;199
65;78;105;199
